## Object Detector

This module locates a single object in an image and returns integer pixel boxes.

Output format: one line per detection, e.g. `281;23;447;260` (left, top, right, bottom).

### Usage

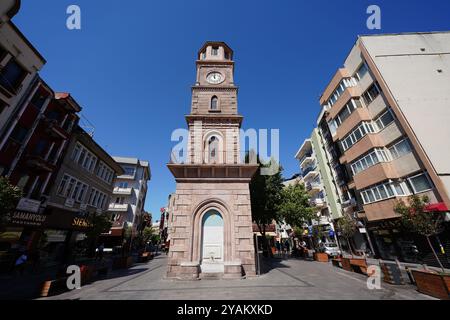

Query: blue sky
14;0;450;218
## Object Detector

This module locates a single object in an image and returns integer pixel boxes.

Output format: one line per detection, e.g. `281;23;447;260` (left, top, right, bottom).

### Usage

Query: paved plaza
40;255;435;300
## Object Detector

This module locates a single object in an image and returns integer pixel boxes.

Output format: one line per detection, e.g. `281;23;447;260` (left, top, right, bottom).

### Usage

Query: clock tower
167;42;258;280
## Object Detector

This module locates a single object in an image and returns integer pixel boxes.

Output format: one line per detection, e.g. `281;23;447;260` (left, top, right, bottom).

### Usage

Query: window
71;144;81;160
408;173;432;193
212;47;219;55
30;92;47;110
355;63;369;81
201;52;206;60
389;139;412;160
65;177;77;197
77;149;86;166
351;148;389;175
33;139;48;157
362;82;381;105
208;136;219;162
323;77;357;110
119;182;128;188
0;59;27;93
58;175;70;195
10;125;28;144
211;96;218;110
375;109;395;130
341;122;376;151
46;110;61;122
360;180;409;205
123;166;135;176
77;184;87;202
0;46;7;60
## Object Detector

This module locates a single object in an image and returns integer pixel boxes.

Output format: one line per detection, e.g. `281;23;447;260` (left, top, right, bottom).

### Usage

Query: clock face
206;72;224;84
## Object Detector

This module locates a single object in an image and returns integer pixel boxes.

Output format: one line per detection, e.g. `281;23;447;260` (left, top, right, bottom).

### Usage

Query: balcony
113;187;133;195
42;117;68;139
306;182;322;194
300;155;315;169
25;155;54;172
311;198;327;208
302;166;319;180
108;203;130;212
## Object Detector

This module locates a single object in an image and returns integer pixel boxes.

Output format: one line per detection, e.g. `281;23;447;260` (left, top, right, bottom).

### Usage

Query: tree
337;214;357;255
85;213;112;258
143;226;155;243
394;195;446;272
249;156;284;256
0;177;22;225
277;182;315;228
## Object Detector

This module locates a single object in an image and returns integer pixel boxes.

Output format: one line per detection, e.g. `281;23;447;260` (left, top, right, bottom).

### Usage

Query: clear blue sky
14;0;450;218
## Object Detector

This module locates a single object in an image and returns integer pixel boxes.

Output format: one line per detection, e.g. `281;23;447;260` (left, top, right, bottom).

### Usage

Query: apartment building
42;126;123;265
106;157;150;247
0;0;46;141
295;129;342;244
319;32;450;265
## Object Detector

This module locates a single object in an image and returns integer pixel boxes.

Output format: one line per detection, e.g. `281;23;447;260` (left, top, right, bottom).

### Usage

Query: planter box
314;253;329;263
349;258;368;275
341;257;352;272
412;270;450;300
40;278;68;297
112;256;134;270
80;265;95;285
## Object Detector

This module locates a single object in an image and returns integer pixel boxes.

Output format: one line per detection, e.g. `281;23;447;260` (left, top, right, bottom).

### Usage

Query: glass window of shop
37;230;68;267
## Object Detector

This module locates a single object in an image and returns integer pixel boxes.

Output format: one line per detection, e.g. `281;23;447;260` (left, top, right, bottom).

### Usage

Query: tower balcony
168;150;259;181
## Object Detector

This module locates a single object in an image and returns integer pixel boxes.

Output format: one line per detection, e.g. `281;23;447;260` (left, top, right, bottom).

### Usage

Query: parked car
320;242;341;257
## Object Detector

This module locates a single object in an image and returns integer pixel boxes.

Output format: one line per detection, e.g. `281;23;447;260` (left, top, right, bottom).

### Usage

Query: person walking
14;252;28;276
284;240;291;257
97;243;104;261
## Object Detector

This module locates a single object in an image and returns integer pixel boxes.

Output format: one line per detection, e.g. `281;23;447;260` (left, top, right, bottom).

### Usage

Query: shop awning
424;202;448;212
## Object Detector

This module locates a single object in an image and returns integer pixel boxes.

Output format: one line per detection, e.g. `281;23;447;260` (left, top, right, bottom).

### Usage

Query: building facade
167;42;258;280
319;32;450;266
40;126;123;265
0;0;46;141
106;157;150;247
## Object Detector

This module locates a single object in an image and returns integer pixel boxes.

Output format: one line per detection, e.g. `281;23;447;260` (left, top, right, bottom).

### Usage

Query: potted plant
394;195;450;300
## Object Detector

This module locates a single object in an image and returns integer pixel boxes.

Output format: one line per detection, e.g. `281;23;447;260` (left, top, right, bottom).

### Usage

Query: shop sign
9;211;47;227
72;217;93;229
16;198;41;214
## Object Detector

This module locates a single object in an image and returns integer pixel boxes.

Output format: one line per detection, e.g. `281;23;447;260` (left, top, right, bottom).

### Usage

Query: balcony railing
311;198;326;207
302;165;318;179
306;182;322;192
169;150;260;166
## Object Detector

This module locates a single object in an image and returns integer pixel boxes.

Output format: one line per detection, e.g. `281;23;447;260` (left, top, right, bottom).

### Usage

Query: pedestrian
284;240;291;256
14;252;28;276
97;243;104;261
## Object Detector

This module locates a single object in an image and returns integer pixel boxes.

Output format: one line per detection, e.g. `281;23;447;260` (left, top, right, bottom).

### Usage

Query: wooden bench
349;258;368;275
332;258;342;268
40;278;69;297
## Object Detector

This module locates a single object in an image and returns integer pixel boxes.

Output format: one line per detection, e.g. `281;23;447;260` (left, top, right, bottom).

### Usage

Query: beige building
167;42;258;280
320;32;450;261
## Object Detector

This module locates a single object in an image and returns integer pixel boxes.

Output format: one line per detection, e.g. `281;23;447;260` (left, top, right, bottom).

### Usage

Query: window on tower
211;96;218;110
212;47;219;55
208;136;219;163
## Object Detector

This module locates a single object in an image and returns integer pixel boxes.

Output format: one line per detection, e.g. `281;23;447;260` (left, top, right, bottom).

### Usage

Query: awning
424;202;449;212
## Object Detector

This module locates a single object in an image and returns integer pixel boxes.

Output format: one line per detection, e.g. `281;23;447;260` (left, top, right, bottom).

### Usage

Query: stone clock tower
167;42;258;280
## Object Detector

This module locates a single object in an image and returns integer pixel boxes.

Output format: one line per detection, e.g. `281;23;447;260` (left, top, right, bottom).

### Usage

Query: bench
349;258;368;275
40;278;69;297
139;252;153;263
332;258;342;268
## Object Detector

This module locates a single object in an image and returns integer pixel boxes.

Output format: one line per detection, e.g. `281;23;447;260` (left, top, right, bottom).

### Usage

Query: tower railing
169;150;258;165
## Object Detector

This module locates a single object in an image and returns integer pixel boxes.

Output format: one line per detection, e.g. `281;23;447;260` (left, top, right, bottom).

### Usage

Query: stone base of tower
166;181;256;280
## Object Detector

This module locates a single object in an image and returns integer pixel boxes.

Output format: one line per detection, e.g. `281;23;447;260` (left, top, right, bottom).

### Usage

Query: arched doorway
201;210;224;273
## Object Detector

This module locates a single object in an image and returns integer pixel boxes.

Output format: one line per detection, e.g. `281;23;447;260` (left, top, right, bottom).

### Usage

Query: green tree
249;156;284;256
277;182;315;228
337;214;357;255
394;195;446;272
86;213;112;257
142;226;155;243
0;177;22;224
